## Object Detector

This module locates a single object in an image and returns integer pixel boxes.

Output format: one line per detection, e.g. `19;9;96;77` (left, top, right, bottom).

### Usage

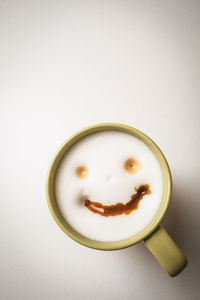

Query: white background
1;1;200;299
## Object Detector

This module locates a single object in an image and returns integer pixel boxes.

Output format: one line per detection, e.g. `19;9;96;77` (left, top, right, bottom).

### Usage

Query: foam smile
84;184;151;217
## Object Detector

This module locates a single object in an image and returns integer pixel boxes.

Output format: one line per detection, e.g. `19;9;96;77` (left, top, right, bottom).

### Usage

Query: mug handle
143;226;187;277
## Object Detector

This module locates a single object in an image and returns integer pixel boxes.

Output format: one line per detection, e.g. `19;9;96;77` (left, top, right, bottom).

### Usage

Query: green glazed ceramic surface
46;123;172;250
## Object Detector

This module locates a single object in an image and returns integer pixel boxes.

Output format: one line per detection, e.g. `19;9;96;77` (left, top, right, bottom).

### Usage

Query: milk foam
55;131;163;242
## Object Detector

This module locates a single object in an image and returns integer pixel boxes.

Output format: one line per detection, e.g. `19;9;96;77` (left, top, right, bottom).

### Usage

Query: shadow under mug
46;123;187;277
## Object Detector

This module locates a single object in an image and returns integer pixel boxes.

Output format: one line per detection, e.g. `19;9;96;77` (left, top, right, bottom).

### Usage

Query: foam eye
124;158;142;174
75;165;88;179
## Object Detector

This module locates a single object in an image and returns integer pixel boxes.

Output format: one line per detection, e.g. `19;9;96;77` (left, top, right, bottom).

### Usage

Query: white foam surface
55;131;163;241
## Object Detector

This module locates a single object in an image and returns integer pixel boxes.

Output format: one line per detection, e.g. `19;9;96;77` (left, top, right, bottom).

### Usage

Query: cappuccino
55;131;163;242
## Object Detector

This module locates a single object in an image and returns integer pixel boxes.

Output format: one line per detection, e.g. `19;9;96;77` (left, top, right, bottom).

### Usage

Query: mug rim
46;123;172;250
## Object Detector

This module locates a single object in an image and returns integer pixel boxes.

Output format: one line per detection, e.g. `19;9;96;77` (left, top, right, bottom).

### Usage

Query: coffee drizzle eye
124;158;142;174
75;166;88;179
84;184;151;217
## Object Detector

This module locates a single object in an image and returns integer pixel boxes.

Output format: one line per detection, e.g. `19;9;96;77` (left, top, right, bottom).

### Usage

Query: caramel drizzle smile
84;184;151;217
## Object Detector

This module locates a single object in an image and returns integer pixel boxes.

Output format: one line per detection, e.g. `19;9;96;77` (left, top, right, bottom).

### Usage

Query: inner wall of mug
46;123;172;250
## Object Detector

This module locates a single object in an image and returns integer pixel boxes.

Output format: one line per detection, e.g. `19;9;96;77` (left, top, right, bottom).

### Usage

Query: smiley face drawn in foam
75;159;151;217
55;131;163;242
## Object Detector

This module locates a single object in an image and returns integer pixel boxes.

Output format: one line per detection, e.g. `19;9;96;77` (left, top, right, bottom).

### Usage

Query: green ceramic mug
46;123;187;277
